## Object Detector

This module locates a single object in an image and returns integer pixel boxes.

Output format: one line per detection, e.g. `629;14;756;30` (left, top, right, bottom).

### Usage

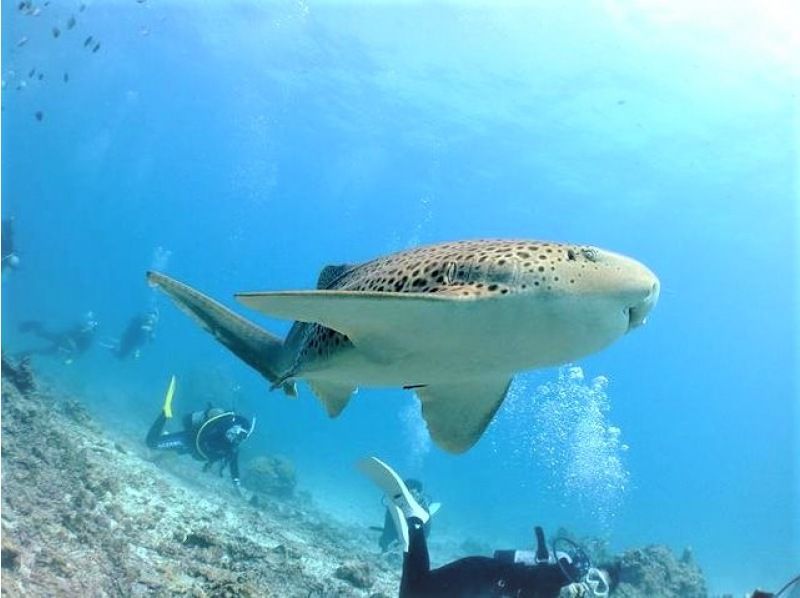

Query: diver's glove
558;583;592;598
561;569;611;598
584;567;610;597
560;583;590;598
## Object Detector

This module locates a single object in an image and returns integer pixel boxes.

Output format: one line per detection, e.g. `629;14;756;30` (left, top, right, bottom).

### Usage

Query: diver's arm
230;451;241;487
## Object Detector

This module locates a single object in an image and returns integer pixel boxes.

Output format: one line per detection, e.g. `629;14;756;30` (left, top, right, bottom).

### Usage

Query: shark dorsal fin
316;264;354;289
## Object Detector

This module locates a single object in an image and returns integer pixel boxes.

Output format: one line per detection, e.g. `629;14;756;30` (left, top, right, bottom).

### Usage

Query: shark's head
530;244;660;333
574;245;658;331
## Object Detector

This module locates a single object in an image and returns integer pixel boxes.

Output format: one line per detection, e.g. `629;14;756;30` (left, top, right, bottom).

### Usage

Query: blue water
2;1;797;594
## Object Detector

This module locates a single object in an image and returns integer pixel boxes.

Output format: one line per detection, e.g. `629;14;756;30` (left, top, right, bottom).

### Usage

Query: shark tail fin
147;271;296;397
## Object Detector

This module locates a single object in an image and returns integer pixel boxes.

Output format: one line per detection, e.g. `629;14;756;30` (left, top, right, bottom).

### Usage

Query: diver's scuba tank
494;526;551;565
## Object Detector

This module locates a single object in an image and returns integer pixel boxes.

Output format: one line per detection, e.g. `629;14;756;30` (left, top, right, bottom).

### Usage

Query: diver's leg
146;413;190;451
150;430;191;452
358;458;436;595
400;523;507;596
357;457;430;552
414;556;567;596
146;376;181;450
145;413;168;448
17;325;62;356
399;517;431;596
18;344;59;357
379;509;396;552
419;557;509;596
19;322;60;343
19;321;44;336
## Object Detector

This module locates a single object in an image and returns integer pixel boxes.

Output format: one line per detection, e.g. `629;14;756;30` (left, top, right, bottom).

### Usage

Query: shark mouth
627;281;660;331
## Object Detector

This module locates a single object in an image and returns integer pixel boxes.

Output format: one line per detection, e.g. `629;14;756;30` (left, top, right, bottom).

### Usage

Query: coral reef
0;356;713;597
245;455;297;498
554;526;614;565
335;560;376;589
552;525;708;597
614;545;708;598
0;356;398;597
1;352;35;394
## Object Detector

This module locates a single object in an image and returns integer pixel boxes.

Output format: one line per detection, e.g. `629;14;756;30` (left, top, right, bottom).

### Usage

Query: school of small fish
5;0;151;122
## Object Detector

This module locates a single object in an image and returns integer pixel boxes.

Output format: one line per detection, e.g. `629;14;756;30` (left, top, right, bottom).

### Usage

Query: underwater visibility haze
2;1;798;596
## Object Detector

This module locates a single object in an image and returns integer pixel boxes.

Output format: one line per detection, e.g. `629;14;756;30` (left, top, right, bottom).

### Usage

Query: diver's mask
225;418;256;445
142;308;159;331
226;425;248;445
83;311;99;331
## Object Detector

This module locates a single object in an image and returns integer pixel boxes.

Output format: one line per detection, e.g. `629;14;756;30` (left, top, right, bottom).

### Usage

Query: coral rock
614;545;708;598
244;455;297;498
335;560;376;589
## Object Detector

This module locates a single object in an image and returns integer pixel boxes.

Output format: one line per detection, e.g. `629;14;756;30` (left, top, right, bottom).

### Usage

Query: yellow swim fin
163;375;176;419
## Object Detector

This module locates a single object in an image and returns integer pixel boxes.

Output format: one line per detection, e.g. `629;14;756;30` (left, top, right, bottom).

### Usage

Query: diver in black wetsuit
146;376;255;492
2;218;20;273
18;311;99;363
358;457;619;598
106;308;158;359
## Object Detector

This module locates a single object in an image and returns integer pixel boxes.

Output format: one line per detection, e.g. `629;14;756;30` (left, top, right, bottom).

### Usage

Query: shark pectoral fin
416;376;513;454
308;379;356;417
235;290;476;353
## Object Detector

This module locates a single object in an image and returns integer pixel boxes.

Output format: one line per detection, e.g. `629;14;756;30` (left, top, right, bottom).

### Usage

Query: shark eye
581;248;598;262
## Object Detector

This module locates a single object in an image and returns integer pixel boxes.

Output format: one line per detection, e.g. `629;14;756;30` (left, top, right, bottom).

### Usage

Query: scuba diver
358;457;619;598
372;478;441;553
2;218;20;273
145;376;255;492
18;311;99;364
103;308;159;359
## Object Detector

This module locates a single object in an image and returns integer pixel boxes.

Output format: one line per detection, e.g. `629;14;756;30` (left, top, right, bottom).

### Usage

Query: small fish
1;80;6;90
16;81;27;90
35;111;43;122
84;35;93;47
67;15;76;29
52;26;60;38
63;72;69;83
92;42;101;53
78;2;85;11
37;73;44;81
28;68;36;78
17;36;29;47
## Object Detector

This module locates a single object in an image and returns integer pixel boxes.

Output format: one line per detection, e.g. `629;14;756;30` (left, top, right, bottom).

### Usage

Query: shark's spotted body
149;239;659;453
